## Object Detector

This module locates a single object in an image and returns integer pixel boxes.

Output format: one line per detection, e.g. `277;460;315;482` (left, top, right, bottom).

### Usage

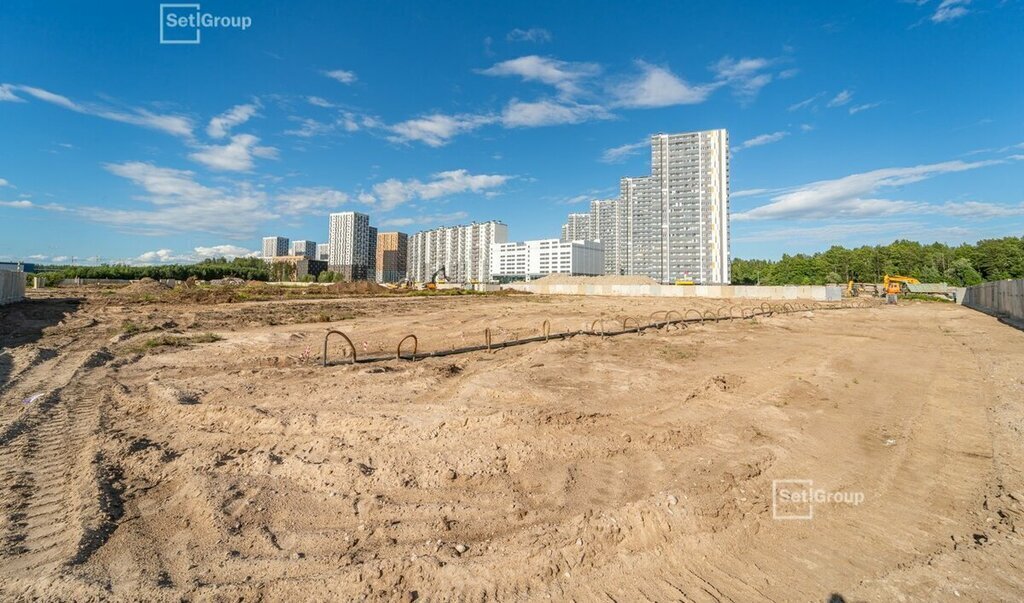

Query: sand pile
530;274;660;286
119;278;170;296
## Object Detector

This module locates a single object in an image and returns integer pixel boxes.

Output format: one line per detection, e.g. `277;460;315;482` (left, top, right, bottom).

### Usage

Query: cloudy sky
1;0;1022;264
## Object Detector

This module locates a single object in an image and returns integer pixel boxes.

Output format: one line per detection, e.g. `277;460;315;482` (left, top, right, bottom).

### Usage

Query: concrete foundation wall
502;282;843;301
963;280;1024;326
0;269;26;304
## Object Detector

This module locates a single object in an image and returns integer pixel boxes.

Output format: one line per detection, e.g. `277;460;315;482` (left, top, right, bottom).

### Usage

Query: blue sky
1;0;1022;264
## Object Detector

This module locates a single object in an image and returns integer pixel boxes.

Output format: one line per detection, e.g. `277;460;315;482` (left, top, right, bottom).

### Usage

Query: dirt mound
530;274;660;286
118;278;170;297
328;280;389;295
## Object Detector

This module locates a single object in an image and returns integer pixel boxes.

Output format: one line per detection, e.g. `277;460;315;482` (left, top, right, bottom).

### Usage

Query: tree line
32;257;271;282
730;237;1024;286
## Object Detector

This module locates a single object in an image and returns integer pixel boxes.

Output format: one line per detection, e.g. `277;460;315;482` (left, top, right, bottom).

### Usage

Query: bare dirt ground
1;288;1023;602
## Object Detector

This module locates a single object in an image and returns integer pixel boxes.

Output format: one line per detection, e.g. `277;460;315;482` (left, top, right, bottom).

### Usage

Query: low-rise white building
490;239;604;281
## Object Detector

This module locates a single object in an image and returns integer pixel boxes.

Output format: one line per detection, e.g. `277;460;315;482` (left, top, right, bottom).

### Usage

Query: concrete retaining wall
0;269;26;304
502;282;843;301
963;280;1024;326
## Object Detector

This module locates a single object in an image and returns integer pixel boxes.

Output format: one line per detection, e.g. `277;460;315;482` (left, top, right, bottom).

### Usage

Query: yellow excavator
882;274;920;294
424;266;447;290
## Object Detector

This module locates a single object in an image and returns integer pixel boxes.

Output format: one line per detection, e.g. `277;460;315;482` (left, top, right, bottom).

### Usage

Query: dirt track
1;290;1023;601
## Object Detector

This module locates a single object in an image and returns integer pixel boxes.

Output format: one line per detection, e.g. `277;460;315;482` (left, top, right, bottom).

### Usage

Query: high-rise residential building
589;199;622;275
376;231;409;283
490;239;604;281
407;221;509;283
558;129;730;284
367;226;378;282
262;236;289;258
290;240;317;259
560;213;591;242
316;243;330;261
328;212;372;280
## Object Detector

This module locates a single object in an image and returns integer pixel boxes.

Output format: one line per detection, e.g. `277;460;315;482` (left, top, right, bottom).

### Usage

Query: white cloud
307;96;335;108
364;169;511;210
932;0;971;22
276;187;352;214
0;178;9;187
284;117;335;138
0;84;23;102
0;200;34;208
600;139;648;163
207;103;259;138
90;162;275;237
731;188;773;198
612;61;719;108
188;134;278;171
734;221;922;244
133;247;261;264
935;200;1024;218
500;98;610;127
827;90;853;108
324;69;357;84
193;244;259;259
849;102;882;115
734;159;1002;221
9;85;193;137
478;55;600;97
788;92;825;111
135;249;191;264
378;211;470;228
506;28;553;43
710;56;775;100
735;131;789;151
387;113;495;147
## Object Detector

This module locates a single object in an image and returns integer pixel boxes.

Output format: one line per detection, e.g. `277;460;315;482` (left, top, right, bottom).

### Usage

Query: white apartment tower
407;221;509;283
290;240;317;259
316;243;330;261
262;236;289;258
560;129;730;283
588;199;624;275
560;213;591;242
328;212;372;280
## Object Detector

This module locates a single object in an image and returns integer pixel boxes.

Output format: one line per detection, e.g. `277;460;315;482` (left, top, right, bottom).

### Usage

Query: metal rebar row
322;299;869;366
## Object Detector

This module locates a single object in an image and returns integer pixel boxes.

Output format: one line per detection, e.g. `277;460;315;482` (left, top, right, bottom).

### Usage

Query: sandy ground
1;289;1023;601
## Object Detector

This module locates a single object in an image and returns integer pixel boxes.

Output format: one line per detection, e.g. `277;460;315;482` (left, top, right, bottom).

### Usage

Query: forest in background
730;237;1024;286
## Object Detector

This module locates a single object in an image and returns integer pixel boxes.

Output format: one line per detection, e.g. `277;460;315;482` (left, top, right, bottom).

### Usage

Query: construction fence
0;269;26;305
963;279;1024;327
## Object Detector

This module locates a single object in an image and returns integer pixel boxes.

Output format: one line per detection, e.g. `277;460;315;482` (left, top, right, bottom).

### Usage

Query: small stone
291;552;305;560
667;495;678;506
454;543;468;555
446;469;457;480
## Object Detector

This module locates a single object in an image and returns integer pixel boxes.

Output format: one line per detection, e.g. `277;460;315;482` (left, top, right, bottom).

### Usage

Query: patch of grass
131;332;223;354
903;293;953;303
121;320;141;335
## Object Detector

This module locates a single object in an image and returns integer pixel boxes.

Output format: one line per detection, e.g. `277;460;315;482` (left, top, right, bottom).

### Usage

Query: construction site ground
1;287;1023;601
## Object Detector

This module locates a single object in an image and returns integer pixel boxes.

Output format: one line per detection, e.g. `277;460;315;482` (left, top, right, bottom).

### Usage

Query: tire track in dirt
0;341;113;581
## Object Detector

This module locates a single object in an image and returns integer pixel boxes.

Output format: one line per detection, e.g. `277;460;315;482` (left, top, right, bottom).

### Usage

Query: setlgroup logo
772;479;865;520
159;4;252;44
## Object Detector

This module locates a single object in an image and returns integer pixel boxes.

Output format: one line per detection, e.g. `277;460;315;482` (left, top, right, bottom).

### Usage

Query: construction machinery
425;266;447;290
882;274;920;294
846;281;882;297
